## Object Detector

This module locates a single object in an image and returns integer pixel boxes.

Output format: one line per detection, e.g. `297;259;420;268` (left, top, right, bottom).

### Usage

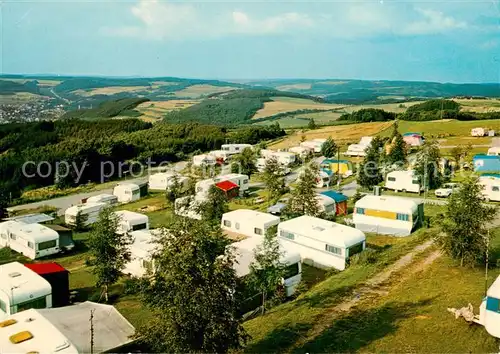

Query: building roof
6;213;55;225
45;224;72;233
222;209;280;225
2;222;59;243
355;195;420;214
278;215;365;247
320;190;348;203
0;262;51;305
0;309;78;353
387;169;417;177
37;301;135;353
24;262;68;275
114;210;148;223
216;180;239;192
129;230;159;258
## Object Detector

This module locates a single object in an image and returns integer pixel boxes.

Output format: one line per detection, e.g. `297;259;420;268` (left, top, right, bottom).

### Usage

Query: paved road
8;162;187;216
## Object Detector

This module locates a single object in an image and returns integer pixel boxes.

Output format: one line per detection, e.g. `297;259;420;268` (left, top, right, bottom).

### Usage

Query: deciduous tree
262;157;286;202
414;140;442;190
135;217;247;353
198;185;229;224
232;147;257;177
435;177;497;267
87;208;132;302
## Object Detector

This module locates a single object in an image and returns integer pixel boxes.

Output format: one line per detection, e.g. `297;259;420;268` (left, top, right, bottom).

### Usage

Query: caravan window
38;240;57;250
356;208;365;215
235;223;240;230
0;233;6;239
412;179;420;185
243;179;249;184
10;233;16;240
493;186;500;192
325;244;342;255
486;297;500;313
132;223;147;231
16;297;47;312
388;177;396;182
280;230;295;240
283;263;300;279
396;214;409;221
254;228;263;235
223;220;231;227
0;299;6;313
27;242;34;249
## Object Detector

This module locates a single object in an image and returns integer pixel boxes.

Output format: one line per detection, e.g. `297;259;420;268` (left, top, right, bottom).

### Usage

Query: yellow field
342;101;423;114
253;97;344;119
454;98;500;113
269;121;393;149
71;86;151;97
276;83;312;91
316;80;349;85
173;84;237;98
136;100;199;120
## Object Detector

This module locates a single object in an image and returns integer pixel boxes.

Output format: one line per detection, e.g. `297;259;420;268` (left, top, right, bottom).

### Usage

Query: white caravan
231;236;302;297
209;150;231;162
0;308;78;353
86;193;118;206
221;144;252;155
487;147;500;156
123;230;159;278
113;183;141;203
289;145;313;157
192;154;216;167
300;140;323;153
353;195;423;236
64;202;107;227
148;172;189;192
213;174;249;195
478;275;500;338
471;127;489;137
345;136;373;157
278;215;366;270
195;179;216;197
221;209;280;238
0;222;60;260
479;175;500;202
385;170;422;193
114;210;149;234
175;195;206;220
0;262;52;319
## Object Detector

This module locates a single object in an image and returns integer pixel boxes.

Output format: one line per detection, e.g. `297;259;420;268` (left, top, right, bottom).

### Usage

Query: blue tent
473;155;500;172
320;190;348;203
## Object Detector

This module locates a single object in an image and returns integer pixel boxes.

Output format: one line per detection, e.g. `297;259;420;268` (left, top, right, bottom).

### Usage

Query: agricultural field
252;97;344;119
0;92;46;105
71;86;152;97
341;101;423;114
136;100;199;121
254;111;344;128
276;83;313;91
454;98;500;113
6;78;61;87
173;84;237;98
269;121;393;149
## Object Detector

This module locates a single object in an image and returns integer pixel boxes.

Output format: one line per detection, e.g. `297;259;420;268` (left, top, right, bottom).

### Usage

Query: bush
349;248;379;266
339;108;396;122
123;277;148;295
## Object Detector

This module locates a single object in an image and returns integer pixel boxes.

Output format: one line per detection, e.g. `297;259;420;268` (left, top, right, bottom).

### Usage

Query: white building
123;230;159;278
65;202;107;227
487;147;500;156
231;236;302;297
174;195;205;220
345;136;373;157
385;170;422;193
353;195;423;236
221;209;280;238
113;210;149;234
148;172;189;192
478;275;500;338
221;144;252;155
213;173;249;195
113;183;141;203
0;262;52;319
192;154;216;167
0;222;60;260
479;175;500;202
86;193;118;206
472;127;489;137
278;215;366;270
0;308;77;353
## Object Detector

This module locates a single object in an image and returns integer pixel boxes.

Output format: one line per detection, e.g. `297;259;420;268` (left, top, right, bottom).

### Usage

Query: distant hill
246;79;500;104
61;98;149;120
0;80;40;95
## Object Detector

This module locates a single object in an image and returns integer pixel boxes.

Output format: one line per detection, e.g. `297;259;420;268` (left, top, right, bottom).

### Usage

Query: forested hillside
0;119;285;199
61;98;149;119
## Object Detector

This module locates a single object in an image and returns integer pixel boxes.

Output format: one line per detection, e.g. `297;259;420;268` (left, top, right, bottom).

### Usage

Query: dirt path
290;240;441;350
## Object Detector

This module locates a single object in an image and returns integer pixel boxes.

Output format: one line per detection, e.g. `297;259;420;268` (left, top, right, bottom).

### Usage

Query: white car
435;183;460;198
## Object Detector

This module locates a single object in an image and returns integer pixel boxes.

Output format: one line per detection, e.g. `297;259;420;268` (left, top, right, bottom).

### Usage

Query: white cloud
231;11;314;35
403;8;468;35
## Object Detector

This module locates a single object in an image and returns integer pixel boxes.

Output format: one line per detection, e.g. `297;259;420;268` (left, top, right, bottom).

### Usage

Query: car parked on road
435;183;460;198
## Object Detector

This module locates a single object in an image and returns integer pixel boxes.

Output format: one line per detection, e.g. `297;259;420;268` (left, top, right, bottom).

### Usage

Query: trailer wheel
402;189;407;193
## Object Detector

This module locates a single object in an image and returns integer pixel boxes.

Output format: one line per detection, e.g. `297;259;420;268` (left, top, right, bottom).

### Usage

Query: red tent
25;262;70;307
215;180;240;200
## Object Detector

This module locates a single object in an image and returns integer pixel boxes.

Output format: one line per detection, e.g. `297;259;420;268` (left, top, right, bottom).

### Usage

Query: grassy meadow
173;84;237;98
136;100;199;121
252;97;344;120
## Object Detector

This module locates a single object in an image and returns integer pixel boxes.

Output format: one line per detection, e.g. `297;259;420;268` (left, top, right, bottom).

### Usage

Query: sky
2;0;500;83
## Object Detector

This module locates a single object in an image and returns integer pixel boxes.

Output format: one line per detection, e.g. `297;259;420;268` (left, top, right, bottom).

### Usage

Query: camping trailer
123;230;159;278
318;191;348;216
320;159;353;177
45;225;75;252
0;222;60;260
24;263;70;308
385;170;422;193
289;145;313;157
174;195;205;220
231;236;302;297
86;193;118;206
479;175;500;202
0;262;52;319
113;183;141;203
353;195;424;236
221;209;280;238
487;147;500;156
195;179;216;197
472;128;489;137
113;211;149;234
213;173;249;195
221;144;252;155
64;202;107;227
345;136;373;157
148;172;189;192
278;215;366;270
478;275;500;338
300;140;324;153
192;154;216;167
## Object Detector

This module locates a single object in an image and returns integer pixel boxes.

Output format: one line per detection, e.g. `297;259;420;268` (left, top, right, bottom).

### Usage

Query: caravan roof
230;237;300;278
0;309;78;353
279;215;365;247
114;183;140;191
5;222;59;244
6;213;54;225
222;209;280;226
114;210;148;224
86;194;117;204
129;230;159;258
65;202;106;216
0;262;51;305
355;195;419;214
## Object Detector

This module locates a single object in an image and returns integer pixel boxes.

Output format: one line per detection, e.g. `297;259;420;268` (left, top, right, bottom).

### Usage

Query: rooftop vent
8;272;22;278
0;319;17;328
312;226;325;232
10;331;33;344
